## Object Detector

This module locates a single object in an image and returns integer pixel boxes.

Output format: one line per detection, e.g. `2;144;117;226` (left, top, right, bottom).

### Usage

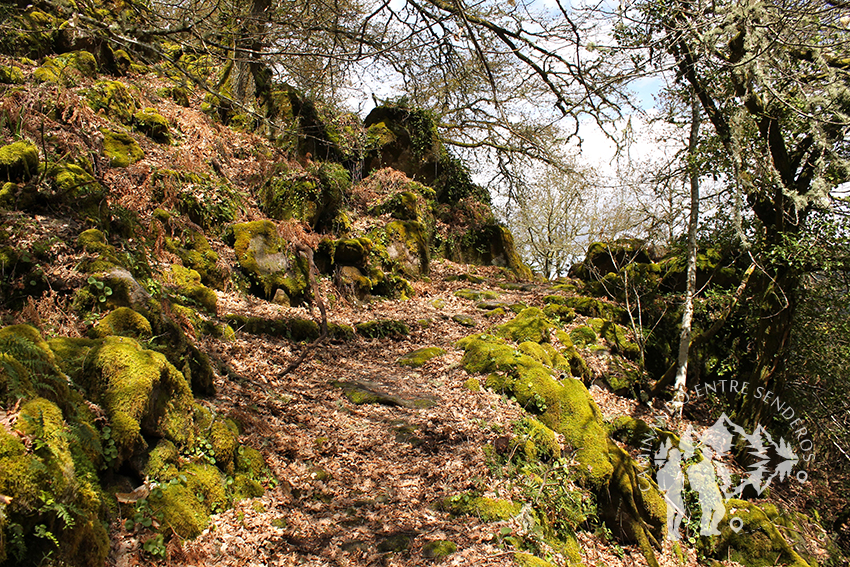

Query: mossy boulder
457;332;665;567
164;228;225;288
570;240;657;280
514;554;556;567
0;141;39;182
90;307;152;340
371;190;422;220
257;161;348;231
152;169;240;230
33;50;98;83
455;289;499;301
225;220;309;302
397;347;446;367
569;325;597;347
0;65;24;84
39;162;105;215
102;129;143;167
133;108;171;143
443;494;521;522
707;500;811;567
379;220;430;277
422;539;457;560
0;398;109;567
588;318;640;359
356;319;410;339
149;481;210;538
496;308;554;344
512;417;561;463
86;80;138;123
63;336;194;465
442;224;533;279
165;264;218;314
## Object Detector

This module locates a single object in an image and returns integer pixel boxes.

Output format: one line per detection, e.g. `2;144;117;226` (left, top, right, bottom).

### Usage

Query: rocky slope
0;3;845;567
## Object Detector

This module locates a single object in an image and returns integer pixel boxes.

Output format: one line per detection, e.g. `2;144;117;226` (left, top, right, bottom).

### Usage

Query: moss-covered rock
0;65;24;84
709;500;812;567
455;288;499;301
422;539;457;560
257;161;348;230
67;336;195;465
569;325;597;347
356;319;410;339
496;308;554;344
102;129;143;167
397;347;446;367
457;332;665;567
380;220;430;277
561;296;627;323
514;553;556;567
133;108;171;142
225;220;309;302
512;417;561;463
0;141;39;182
165;264;217;314
86;80;138;123
149;481;210;538
443;494;521;522
588;318;640;359
90;307;152;340
164;227;226;288
34;50;98;83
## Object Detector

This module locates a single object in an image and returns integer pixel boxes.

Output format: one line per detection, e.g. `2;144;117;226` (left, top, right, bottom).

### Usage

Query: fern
0;333;60;401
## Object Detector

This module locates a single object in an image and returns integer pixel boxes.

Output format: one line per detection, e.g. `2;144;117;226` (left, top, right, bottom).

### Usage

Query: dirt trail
112;261;673;567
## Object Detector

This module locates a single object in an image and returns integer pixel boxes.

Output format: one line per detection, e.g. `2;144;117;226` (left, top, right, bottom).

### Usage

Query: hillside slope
0;4;845;567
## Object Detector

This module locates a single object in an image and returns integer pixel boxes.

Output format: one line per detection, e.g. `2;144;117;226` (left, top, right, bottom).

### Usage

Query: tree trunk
233;0;271;108
673;93;700;408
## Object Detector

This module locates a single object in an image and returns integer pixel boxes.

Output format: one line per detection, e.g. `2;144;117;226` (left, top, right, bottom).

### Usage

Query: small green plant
87;275;113;303
101;425;118;467
142;533;167;558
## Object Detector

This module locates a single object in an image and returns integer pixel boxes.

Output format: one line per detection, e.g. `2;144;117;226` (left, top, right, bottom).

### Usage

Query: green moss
184;462;229;513
452;313;476;327
446;495;521;522
90;307;152;340
235;445;267;478
382;220;430;277
34;51;97;84
515;553;556;567
513;417;561;463
457;334;610;485
86;80;138;123
150;482;209;538
397;347;446;367
422;539;457;559
226;220;308;301
144;439;179;480
207;417;239;473
257;161;347;229
454;289;499;301
570;326;597;347
518;341;553;367
496;308;554;344
712;500;811;567
133;108;171;143
232;474;264;501
0;65;24;84
102;129;143;167
0;141;39;182
81;337;194;464
563;296;627;323
588;318;640;359
165;264;218;314
356;319;410;339
464;377;481;391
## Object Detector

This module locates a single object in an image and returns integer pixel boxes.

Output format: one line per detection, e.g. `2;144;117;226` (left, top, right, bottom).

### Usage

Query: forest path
114;261;654;567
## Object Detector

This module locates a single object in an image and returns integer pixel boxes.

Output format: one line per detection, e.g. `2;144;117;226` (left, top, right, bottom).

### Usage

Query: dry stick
280;242;327;376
